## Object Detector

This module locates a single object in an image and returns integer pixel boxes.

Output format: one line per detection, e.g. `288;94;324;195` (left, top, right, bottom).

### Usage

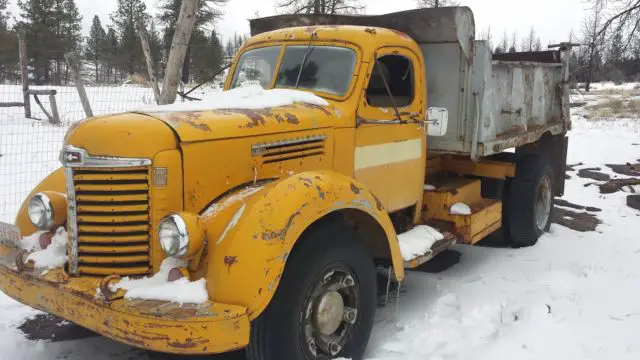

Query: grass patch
587;97;640;119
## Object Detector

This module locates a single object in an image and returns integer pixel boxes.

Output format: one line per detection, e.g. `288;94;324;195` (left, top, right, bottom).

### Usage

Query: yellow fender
202;170;404;320
14;168;66;236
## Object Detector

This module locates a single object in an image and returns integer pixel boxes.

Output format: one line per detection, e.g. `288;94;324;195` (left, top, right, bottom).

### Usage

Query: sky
6;0;590;46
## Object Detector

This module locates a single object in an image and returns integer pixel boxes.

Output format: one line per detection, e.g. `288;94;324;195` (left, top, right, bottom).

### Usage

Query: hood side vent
253;135;326;164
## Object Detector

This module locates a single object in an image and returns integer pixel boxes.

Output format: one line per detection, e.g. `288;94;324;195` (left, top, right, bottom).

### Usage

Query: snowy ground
0;84;639;359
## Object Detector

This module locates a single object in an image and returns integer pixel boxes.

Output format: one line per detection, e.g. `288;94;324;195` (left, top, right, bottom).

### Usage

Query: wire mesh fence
0;80;223;224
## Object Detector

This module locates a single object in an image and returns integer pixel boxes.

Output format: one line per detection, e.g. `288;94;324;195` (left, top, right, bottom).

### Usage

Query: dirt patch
577;168;611;181
566;162;584;172
18;313;96;342
552;207;602;232
600;178;640;194
628;195;640;211
606;163;640;177
555;199;602;212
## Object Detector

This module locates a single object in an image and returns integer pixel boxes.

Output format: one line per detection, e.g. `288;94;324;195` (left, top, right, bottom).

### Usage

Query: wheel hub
314;291;345;335
535;175;552;231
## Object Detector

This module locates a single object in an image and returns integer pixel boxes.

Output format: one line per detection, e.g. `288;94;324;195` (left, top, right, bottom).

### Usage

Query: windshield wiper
295;31;318;89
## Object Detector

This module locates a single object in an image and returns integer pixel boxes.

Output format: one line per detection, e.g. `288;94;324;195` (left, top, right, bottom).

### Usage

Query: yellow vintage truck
0;7;570;360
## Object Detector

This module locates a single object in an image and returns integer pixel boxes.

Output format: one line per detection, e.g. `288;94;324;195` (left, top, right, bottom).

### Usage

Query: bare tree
494;31;509;53
521;26;542;52
416;0;460;7
276;0;365;14
589;0;640;47
509;31;518;52
479;25;493;51
583;1;606;91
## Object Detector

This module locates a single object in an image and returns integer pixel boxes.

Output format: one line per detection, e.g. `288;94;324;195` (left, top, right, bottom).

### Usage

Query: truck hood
139;103;337;143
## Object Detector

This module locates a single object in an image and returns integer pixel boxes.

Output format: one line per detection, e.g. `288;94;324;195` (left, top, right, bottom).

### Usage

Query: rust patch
168;337;208;349
315;185;326;199
300;177;313;188
262;211;302;241
224;256;238;268
350;183;361;195
372;194;383;211
166;112;210;132
285;113;299;124
302;103;332;117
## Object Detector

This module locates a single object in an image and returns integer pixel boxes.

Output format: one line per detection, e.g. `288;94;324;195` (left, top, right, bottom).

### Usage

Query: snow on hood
138;85;329;113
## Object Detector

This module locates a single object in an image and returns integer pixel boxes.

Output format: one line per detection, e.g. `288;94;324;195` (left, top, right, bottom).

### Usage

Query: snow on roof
138;85;329;113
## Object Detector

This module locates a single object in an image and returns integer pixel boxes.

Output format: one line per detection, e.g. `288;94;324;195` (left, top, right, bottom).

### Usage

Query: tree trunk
181;45;191;84
160;0;199;105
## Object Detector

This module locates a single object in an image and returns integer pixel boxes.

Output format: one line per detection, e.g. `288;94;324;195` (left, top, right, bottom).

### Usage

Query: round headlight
159;215;189;257
28;193;54;230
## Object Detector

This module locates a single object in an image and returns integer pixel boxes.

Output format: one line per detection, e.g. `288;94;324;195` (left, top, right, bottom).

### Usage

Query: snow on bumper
0;245;249;354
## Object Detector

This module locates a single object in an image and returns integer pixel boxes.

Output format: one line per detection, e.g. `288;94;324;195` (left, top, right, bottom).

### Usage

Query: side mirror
426;107;448;137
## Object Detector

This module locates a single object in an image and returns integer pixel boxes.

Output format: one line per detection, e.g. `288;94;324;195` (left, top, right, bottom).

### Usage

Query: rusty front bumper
0;245;250;354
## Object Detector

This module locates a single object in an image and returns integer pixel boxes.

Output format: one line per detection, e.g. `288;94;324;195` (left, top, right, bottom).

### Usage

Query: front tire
246;222;377;360
507;155;554;247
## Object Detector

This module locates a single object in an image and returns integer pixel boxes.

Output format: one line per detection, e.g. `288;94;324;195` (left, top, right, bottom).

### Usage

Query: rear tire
246;222;377;360
507;155;554;247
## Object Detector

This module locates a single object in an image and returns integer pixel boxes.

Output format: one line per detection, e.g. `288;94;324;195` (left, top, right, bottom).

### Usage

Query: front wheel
246;222;377;360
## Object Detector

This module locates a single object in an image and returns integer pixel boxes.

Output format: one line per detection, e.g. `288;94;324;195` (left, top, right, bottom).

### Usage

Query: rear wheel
507;155;554;247
246;222;376;360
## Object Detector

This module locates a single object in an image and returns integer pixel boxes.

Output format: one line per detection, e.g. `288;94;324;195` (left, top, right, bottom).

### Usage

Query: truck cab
0;7;569;360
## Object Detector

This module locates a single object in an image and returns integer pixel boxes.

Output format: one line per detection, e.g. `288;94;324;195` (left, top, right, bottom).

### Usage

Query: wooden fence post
137;20;161;105
160;0;199;105
18;30;30;119
64;52;93;118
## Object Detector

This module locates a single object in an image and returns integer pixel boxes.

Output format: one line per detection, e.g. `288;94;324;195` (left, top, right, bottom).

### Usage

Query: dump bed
250;7;571;158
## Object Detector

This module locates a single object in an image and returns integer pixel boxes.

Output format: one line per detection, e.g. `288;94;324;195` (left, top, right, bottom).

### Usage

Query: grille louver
72;167;151;277
252;135;326;164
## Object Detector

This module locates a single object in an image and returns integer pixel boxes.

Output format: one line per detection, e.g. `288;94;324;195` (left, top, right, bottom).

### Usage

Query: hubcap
315;291;345;335
301;266;359;359
535;175;552;231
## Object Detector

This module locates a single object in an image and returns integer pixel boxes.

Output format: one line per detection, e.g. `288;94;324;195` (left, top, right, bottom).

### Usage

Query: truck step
423;198;502;245
423;177;483;219
401;229;457;270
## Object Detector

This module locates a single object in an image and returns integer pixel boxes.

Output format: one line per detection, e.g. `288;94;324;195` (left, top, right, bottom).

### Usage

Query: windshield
231;45;357;97
230;46;282;89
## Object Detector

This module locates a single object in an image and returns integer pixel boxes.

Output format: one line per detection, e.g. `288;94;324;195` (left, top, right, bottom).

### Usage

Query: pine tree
158;0;227;84
0;0;18;83
104;27;119;83
86;15;107;83
111;0;148;76
606;31;625;83
0;0;8;30
17;0;82;84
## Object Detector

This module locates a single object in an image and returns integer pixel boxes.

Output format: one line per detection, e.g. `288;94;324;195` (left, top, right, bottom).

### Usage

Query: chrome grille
70;167;151;277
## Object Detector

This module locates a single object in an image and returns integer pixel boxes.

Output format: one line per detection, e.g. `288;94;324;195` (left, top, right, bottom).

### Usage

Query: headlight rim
159;214;190;258
28;192;55;230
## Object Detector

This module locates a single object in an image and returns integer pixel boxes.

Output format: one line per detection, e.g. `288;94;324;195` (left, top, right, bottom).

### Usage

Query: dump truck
0;7;570;360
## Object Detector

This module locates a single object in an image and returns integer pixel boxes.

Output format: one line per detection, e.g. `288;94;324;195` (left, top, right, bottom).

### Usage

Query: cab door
354;47;426;213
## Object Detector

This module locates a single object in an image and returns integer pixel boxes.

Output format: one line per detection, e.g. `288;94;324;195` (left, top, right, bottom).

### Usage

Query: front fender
202;171;404;319
14;168;66;236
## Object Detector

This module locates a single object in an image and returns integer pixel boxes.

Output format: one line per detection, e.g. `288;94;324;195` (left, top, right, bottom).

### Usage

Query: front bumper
0;245;250;354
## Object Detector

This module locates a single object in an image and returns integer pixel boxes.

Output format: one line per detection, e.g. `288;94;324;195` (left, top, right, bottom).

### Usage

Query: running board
404;232;457;269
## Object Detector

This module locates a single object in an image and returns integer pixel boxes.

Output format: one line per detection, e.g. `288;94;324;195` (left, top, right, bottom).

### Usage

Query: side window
365;55;414;108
